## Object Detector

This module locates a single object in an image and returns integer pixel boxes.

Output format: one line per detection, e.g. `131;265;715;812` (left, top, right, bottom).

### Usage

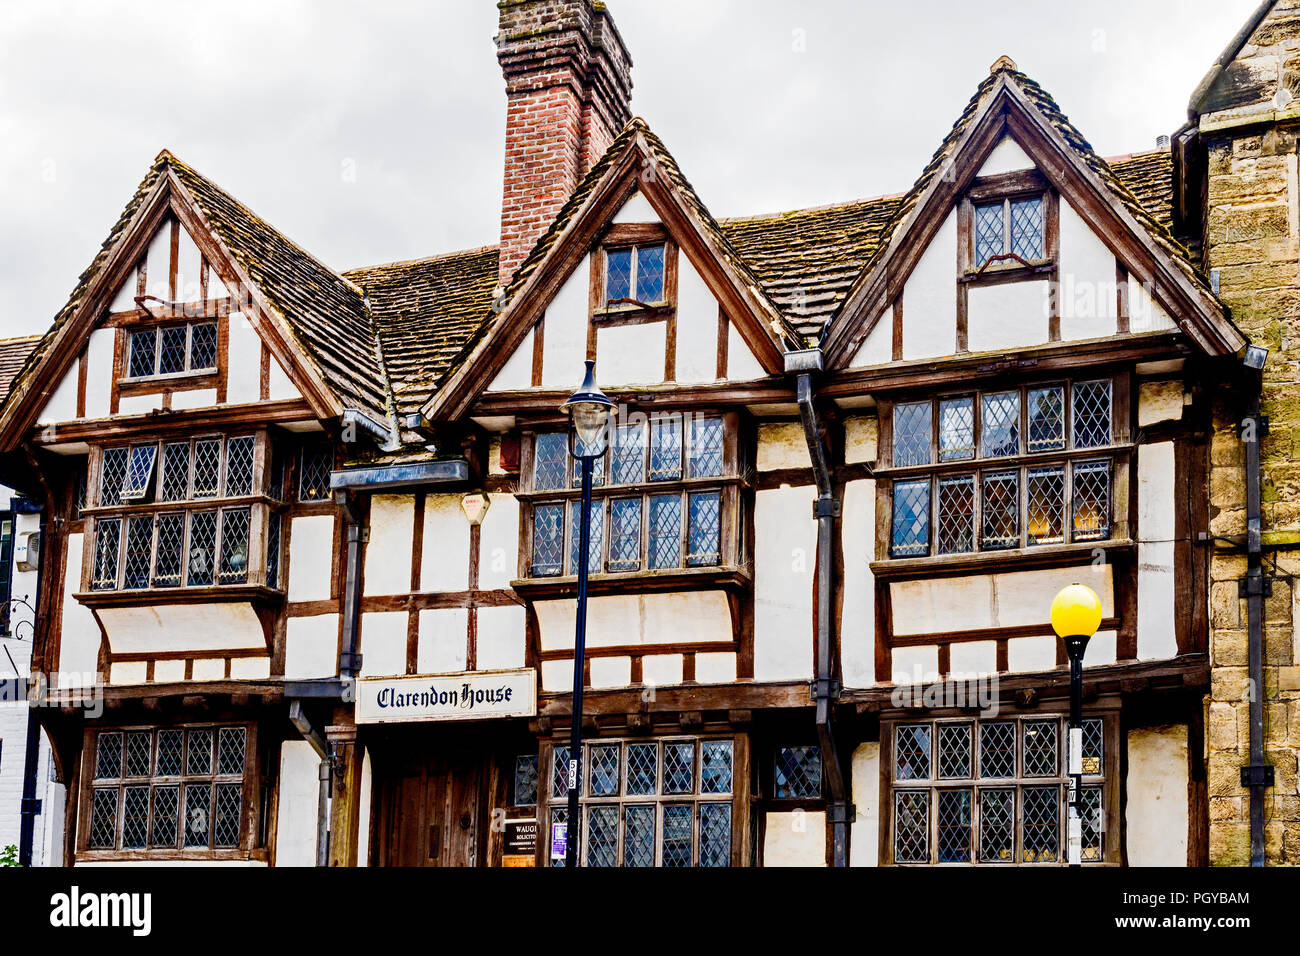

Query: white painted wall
1058;198;1119;341
978;136;1034;176
84;328;115;418
538;262;590;390
1137;380;1184;427
364;495;414;596
595;321;666;385
1137;441;1177;660
726;321;764;380
287;514;335;602
849;742;879;866
225;313;261;405
849;312;892;367
901;210;957;360
477;494;519;591
95;603;265;656
57;533;101;687
1129;276;1177;333
417;607;469;673
275;740;321;866
763;810;825;866
967;279;1052;351
674;256;720;383
283;614;339;679
488;327;534;391
359;611;407;677
535;592;732;651
1125;724;1189;866
840;479;876;687
475;605;526;670
421;495;470;593
753;486;814;681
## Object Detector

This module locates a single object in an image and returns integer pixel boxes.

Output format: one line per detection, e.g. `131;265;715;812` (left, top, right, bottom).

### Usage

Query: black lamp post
559;359;614;867
1050;583;1102;868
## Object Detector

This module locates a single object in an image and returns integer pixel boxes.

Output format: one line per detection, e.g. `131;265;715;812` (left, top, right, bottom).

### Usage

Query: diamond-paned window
533;432;568;491
99;446;129;507
218;508;251;584
193;439;222;499
588;744;620;797
606;243;668;305
129;329;157;378
979;722;1016;779
1027;386;1065;452
981;471;1019;550
160;443;191;501
298;442;332;501
121;786;150;848
937;789;973;863
266;511;282;589
891;479;930;558
151;785;179;849
1081;785;1103;861
663;742;695;794
122;515;154;589
1026;466;1065;546
973;195;1045;266
567;500;603;574
936;475;975;555
688;416;724;478
979;788;1015;863
90;789;118;849
186;728;213;776
623;805;655;867
661;804;693;867
1072;460;1111;541
190;323;218;370
212;783;242;847
187;510;217;586
124;731;152;776
156;730;183;776
626;744;657;796
125;321;219;378
981;391;1020;458
698;803;731;867
647;494;682;570
774;745;822;798
974;203;1004;266
610;424;645;485
585;805;619;867
686;491;721;567
184;784;211;847
896;724;931;780
96;732;123;779
1072;380;1112;449
635;245;665;302
531;503;565;576
1009;197;1044;260
1021;786;1060;862
607;497;642;572
92;518;122;590
605;248;633;301
649;416;682;481
893;402;932;467
551;746;570;799
223;436;255;496
894;791;931;863
159;326;187;375
700;740;733;795
939;397;975;461
1022;721;1059;777
1081;718;1104;776
938;723;972;779
513;755;539;807
217;727;246;776
121;444;158;501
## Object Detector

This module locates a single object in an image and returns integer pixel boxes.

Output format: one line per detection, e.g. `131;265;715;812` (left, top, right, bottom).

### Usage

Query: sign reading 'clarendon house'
355;669;537;724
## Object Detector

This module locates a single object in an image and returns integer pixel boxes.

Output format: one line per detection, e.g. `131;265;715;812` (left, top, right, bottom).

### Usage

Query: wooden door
378;750;483;867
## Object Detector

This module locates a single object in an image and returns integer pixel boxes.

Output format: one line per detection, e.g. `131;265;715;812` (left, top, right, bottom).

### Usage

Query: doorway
376;749;485;867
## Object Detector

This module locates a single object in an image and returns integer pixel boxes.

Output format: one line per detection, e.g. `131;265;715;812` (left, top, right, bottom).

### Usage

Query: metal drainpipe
1241;381;1271;866
793;365;854;866
337;493;366;681
17;505;45;865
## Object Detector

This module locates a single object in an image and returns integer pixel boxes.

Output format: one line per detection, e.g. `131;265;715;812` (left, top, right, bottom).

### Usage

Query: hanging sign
355;669;536;723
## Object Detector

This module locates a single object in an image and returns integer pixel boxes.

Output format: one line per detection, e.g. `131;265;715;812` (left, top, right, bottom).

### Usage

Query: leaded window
972;195;1045;267
887;379;1116;558
773;745;822;799
550;737;735;868
125;322;218;379
605;243;667;305
298;441;333;501
513;754;539;807
86;725;251;855
889;715;1108;865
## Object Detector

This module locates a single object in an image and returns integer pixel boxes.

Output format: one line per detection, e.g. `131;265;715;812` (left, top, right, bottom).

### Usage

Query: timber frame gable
0;151;391;452
420;118;798;423
820;60;1247;369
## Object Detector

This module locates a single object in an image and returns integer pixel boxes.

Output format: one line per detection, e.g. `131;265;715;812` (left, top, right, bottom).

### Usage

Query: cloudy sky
0;0;1253;339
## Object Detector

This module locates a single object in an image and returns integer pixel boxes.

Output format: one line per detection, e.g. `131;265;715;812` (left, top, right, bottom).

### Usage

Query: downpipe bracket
812;498;841;519
1240;764;1275;788
826;804;857;825
810;678;842;702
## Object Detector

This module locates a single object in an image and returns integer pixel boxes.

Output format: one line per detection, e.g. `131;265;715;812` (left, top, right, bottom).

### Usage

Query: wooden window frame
591;224;679;321
878;708;1121;866
76;722;262;862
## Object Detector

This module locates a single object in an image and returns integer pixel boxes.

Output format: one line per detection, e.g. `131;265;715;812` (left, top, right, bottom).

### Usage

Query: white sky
0;0;1255;338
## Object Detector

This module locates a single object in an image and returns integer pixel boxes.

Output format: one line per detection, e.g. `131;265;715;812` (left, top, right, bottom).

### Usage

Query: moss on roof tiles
0;335;42;408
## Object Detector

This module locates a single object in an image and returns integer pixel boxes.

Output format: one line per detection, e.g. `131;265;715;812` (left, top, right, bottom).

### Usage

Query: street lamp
1050;582;1102;868
559;359;614;867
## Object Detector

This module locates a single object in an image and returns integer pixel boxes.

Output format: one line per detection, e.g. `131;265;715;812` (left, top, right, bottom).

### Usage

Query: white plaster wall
967;279;1052;352
901;210;956;360
170;388;219;411
283;614;339;679
154;659;185;682
488;327;534;392
225;314;261;404
755;423;807;471
695;652;736;683
364;495;414;595
267;355;299;401
595;321;666;386
849;742;879;866
108;266;138;313
84;328;115;418
753;487;815;681
176;223;204;302
143;224;172;300
477;494;519;591
726;321;764;380
96;603;265;655
1138;380;1184;427
843;416;878;465
35;367;78;426
1007;635;1057;672
539;261;590;389
1129;276;1177;332
475;605;526;670
57;534;101;687
420;495;470;593
1137;441;1177;660
275;740;320;867
191;658;224;681
674;256;719;383
1058;197;1118;341
590;656;631;688
230;656;271;679
536;591;732;651
763;810;826;867
359;611;407;677
287;514;335;602
540;659;573;692
417;607;469;673
612;190;657;222
978;135;1034;176
642;654;682;685
950;640;996;677
840;479;876;687
109;661;147;684
849;313;892;367
1125;725;1189;866
891;645;939;684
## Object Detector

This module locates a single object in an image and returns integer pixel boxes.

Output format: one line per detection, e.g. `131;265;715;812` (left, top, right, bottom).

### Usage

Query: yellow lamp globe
1050;583;1103;638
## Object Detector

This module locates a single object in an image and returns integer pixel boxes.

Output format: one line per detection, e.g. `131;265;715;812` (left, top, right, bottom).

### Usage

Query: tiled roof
0;335;41;407
1107;149;1175;230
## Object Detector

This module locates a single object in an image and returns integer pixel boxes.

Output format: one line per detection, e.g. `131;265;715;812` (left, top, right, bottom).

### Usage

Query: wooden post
326;714;364;867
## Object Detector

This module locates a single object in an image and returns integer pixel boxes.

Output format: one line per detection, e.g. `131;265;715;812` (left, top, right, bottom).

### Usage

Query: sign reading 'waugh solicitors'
356;669;537;724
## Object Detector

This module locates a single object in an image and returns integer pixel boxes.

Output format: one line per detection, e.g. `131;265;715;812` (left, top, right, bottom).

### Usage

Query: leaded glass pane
551;746;570;799
698;803;731;867
1009;196;1044;260
190;323;218;370
981;391;1020;457
223;436;255;496
217;727;246;776
121;786;150;848
298;442;332;501
160;442;190;501
978;788;1015;862
648;416;682;481
937;789;972;863
648;494;682;569
981;471;1019;550
158;325;187;375
939;397;975;461
661;805;693;867
212;783;242;847
979;722;1017;778
1072;460;1110;541
186;510;217;586
663;742;695;794
774;745;822;798
610;425;644;486
1081;718;1104;776
893;401;932;467
218;508;251;584
531;503;564;576
1026;466;1065;546
532;432;567;493
570;443;605;487
567;499;603;574
936;475;974;554
129;328;157;378
607;498;642;572
186;728;213;776
688;417;724;478
588;744;620;797
122;514;154;589
193;439;222;499
1081;785;1103;862
514;755;539;806
686;491;721;567
184;784;211;847
151;785;179;848
92;518;121;590
152;512;184;587
96;732;123;779
894;790;930;863
622;805;655;866
974;203;1004;265
896;725;931;780
891;479;930;557
700;740;733;795
585;805;618;867
124;731;152;777
266;511;282;589
99;446;129;507
1072;380;1112;449
938;723;972;779
89;789;118;849
1023;720;1059;777
1027;386;1065;452
605;247;632;302
156;730;183;776
1021;786;1060;862
626;743;657;795
635;244;666;302
121;444;158;500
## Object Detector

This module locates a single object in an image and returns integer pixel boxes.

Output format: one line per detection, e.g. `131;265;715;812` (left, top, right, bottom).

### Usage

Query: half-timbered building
1;0;1296;866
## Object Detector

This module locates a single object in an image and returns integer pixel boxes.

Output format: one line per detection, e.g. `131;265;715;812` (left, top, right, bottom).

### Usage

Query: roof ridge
343;244;499;276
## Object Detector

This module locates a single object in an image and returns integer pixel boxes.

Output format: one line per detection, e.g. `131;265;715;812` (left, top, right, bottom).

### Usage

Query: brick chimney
496;0;633;286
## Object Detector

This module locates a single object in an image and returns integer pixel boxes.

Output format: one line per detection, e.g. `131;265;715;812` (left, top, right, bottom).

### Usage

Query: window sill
118;370;220;393
512;564;751;599
74;584;285;609
870;538;1134;578
591;303;674;324
959;260;1055;285
75;847;267;863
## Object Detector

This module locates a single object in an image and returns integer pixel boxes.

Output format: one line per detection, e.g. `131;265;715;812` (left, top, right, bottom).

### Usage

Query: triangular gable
0;152;392;449
822;60;1246;368
420;119;797;422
